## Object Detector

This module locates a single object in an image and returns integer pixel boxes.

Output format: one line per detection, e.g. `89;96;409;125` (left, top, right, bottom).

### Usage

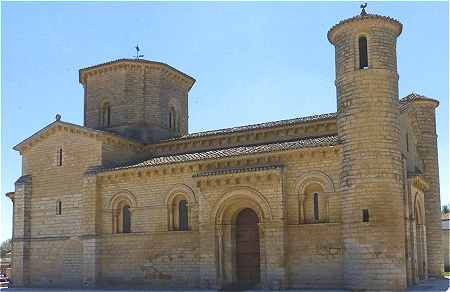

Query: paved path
2;278;449;291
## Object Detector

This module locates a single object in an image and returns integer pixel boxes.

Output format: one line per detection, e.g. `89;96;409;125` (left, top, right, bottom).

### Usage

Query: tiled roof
193;165;283;178
15;175;31;185
164;113;337;142
328;13;402;42
100;135;339;172
78;58;195;86
13;120;143;151
399;93;439;111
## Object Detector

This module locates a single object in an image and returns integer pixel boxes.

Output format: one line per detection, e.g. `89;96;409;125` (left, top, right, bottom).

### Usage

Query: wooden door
236;208;260;288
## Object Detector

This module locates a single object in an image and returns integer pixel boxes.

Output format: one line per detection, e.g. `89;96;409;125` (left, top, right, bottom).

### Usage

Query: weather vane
360;3;368;16
135;44;144;59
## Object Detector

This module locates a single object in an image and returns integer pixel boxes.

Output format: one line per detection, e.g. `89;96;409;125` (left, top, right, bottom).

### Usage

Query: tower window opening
359;36;368;69
313;192;319;222
122;206;131;233
56;200;62;215
169;107;178;132
178;200;189;231
57;148;63;166
362;209;370;222
101;102;111;127
406;133;410;152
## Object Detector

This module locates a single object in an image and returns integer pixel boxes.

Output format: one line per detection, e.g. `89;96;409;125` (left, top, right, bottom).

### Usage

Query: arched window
122;206;131;233
179;200;189;231
359;36;368;69
301;183;328;224
110;193;136;234
56;200;62;215
169;107;177;132
101;102;111;127
313;193;319;222
112;201;132;233
168;194;191;231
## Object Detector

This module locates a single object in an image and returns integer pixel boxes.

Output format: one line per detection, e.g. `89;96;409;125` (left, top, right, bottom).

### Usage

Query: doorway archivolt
211;186;272;289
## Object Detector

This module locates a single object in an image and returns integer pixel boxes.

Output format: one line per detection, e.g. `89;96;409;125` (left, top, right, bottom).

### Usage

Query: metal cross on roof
360;3;368;16
135;44;144;59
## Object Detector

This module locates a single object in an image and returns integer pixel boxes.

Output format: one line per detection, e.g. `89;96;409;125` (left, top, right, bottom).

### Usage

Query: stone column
298;194;305;224
199;223;218;289
80;171;100;287
259;220;287;289
8;175;32;287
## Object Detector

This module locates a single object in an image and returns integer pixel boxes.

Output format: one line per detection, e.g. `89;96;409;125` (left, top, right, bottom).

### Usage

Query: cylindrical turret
412;98;443;277
328;11;406;290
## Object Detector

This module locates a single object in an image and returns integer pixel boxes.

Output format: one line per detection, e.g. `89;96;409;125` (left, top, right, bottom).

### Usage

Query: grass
442;272;450;277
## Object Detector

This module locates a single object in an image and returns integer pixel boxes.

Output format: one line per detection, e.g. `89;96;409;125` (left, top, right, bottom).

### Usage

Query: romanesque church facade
6;9;442;290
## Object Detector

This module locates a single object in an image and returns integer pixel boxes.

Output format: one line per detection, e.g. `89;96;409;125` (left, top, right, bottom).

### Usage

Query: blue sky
1;2;448;242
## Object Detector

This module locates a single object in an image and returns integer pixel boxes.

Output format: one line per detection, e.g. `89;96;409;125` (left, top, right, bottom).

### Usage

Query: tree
0;239;12;256
442;204;450;215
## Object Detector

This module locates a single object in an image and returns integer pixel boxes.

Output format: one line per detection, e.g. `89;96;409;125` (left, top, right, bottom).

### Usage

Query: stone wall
98;232;199;288
287;224;343;288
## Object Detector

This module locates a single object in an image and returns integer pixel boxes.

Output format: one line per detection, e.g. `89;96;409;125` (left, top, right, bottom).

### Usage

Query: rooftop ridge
162;112;338;142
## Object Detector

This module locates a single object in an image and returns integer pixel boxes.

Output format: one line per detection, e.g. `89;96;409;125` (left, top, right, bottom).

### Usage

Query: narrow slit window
179;200;189;231
101;102;111;127
406;133;410;152
122;206;131;233
57;148;63;166
169;107;177;131
359;36;368;69
313;193;319;222
56;200;62;215
362;209;370;222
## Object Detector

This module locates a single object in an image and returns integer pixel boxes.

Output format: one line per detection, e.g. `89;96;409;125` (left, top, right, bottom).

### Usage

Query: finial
55;114;61;121
135;44;144;59
360;3;368;16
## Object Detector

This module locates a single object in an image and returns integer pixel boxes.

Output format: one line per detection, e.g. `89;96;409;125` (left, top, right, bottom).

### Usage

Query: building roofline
98;134;339;173
161;112;338;142
13;119;143;152
78;58;196;90
399;92;439;109
328;13;402;43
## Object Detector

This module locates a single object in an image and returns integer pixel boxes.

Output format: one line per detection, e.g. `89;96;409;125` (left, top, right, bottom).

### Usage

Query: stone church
6;8;442;291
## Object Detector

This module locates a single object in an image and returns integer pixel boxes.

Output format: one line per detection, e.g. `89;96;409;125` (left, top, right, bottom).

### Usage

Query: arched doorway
235;208;260;288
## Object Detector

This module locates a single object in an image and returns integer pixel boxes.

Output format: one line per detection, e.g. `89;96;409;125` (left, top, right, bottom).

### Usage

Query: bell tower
328;9;407;290
79;59;195;143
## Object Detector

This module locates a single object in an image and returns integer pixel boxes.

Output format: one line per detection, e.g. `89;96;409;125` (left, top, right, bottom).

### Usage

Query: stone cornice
79;59;196;91
14;120;145;154
193;165;283;190
193;164;283;178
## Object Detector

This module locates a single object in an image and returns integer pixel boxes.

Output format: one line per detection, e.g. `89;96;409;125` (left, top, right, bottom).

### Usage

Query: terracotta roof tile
328;13;402;42
100;135;339;172
163;112;337;141
399;93;439;111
